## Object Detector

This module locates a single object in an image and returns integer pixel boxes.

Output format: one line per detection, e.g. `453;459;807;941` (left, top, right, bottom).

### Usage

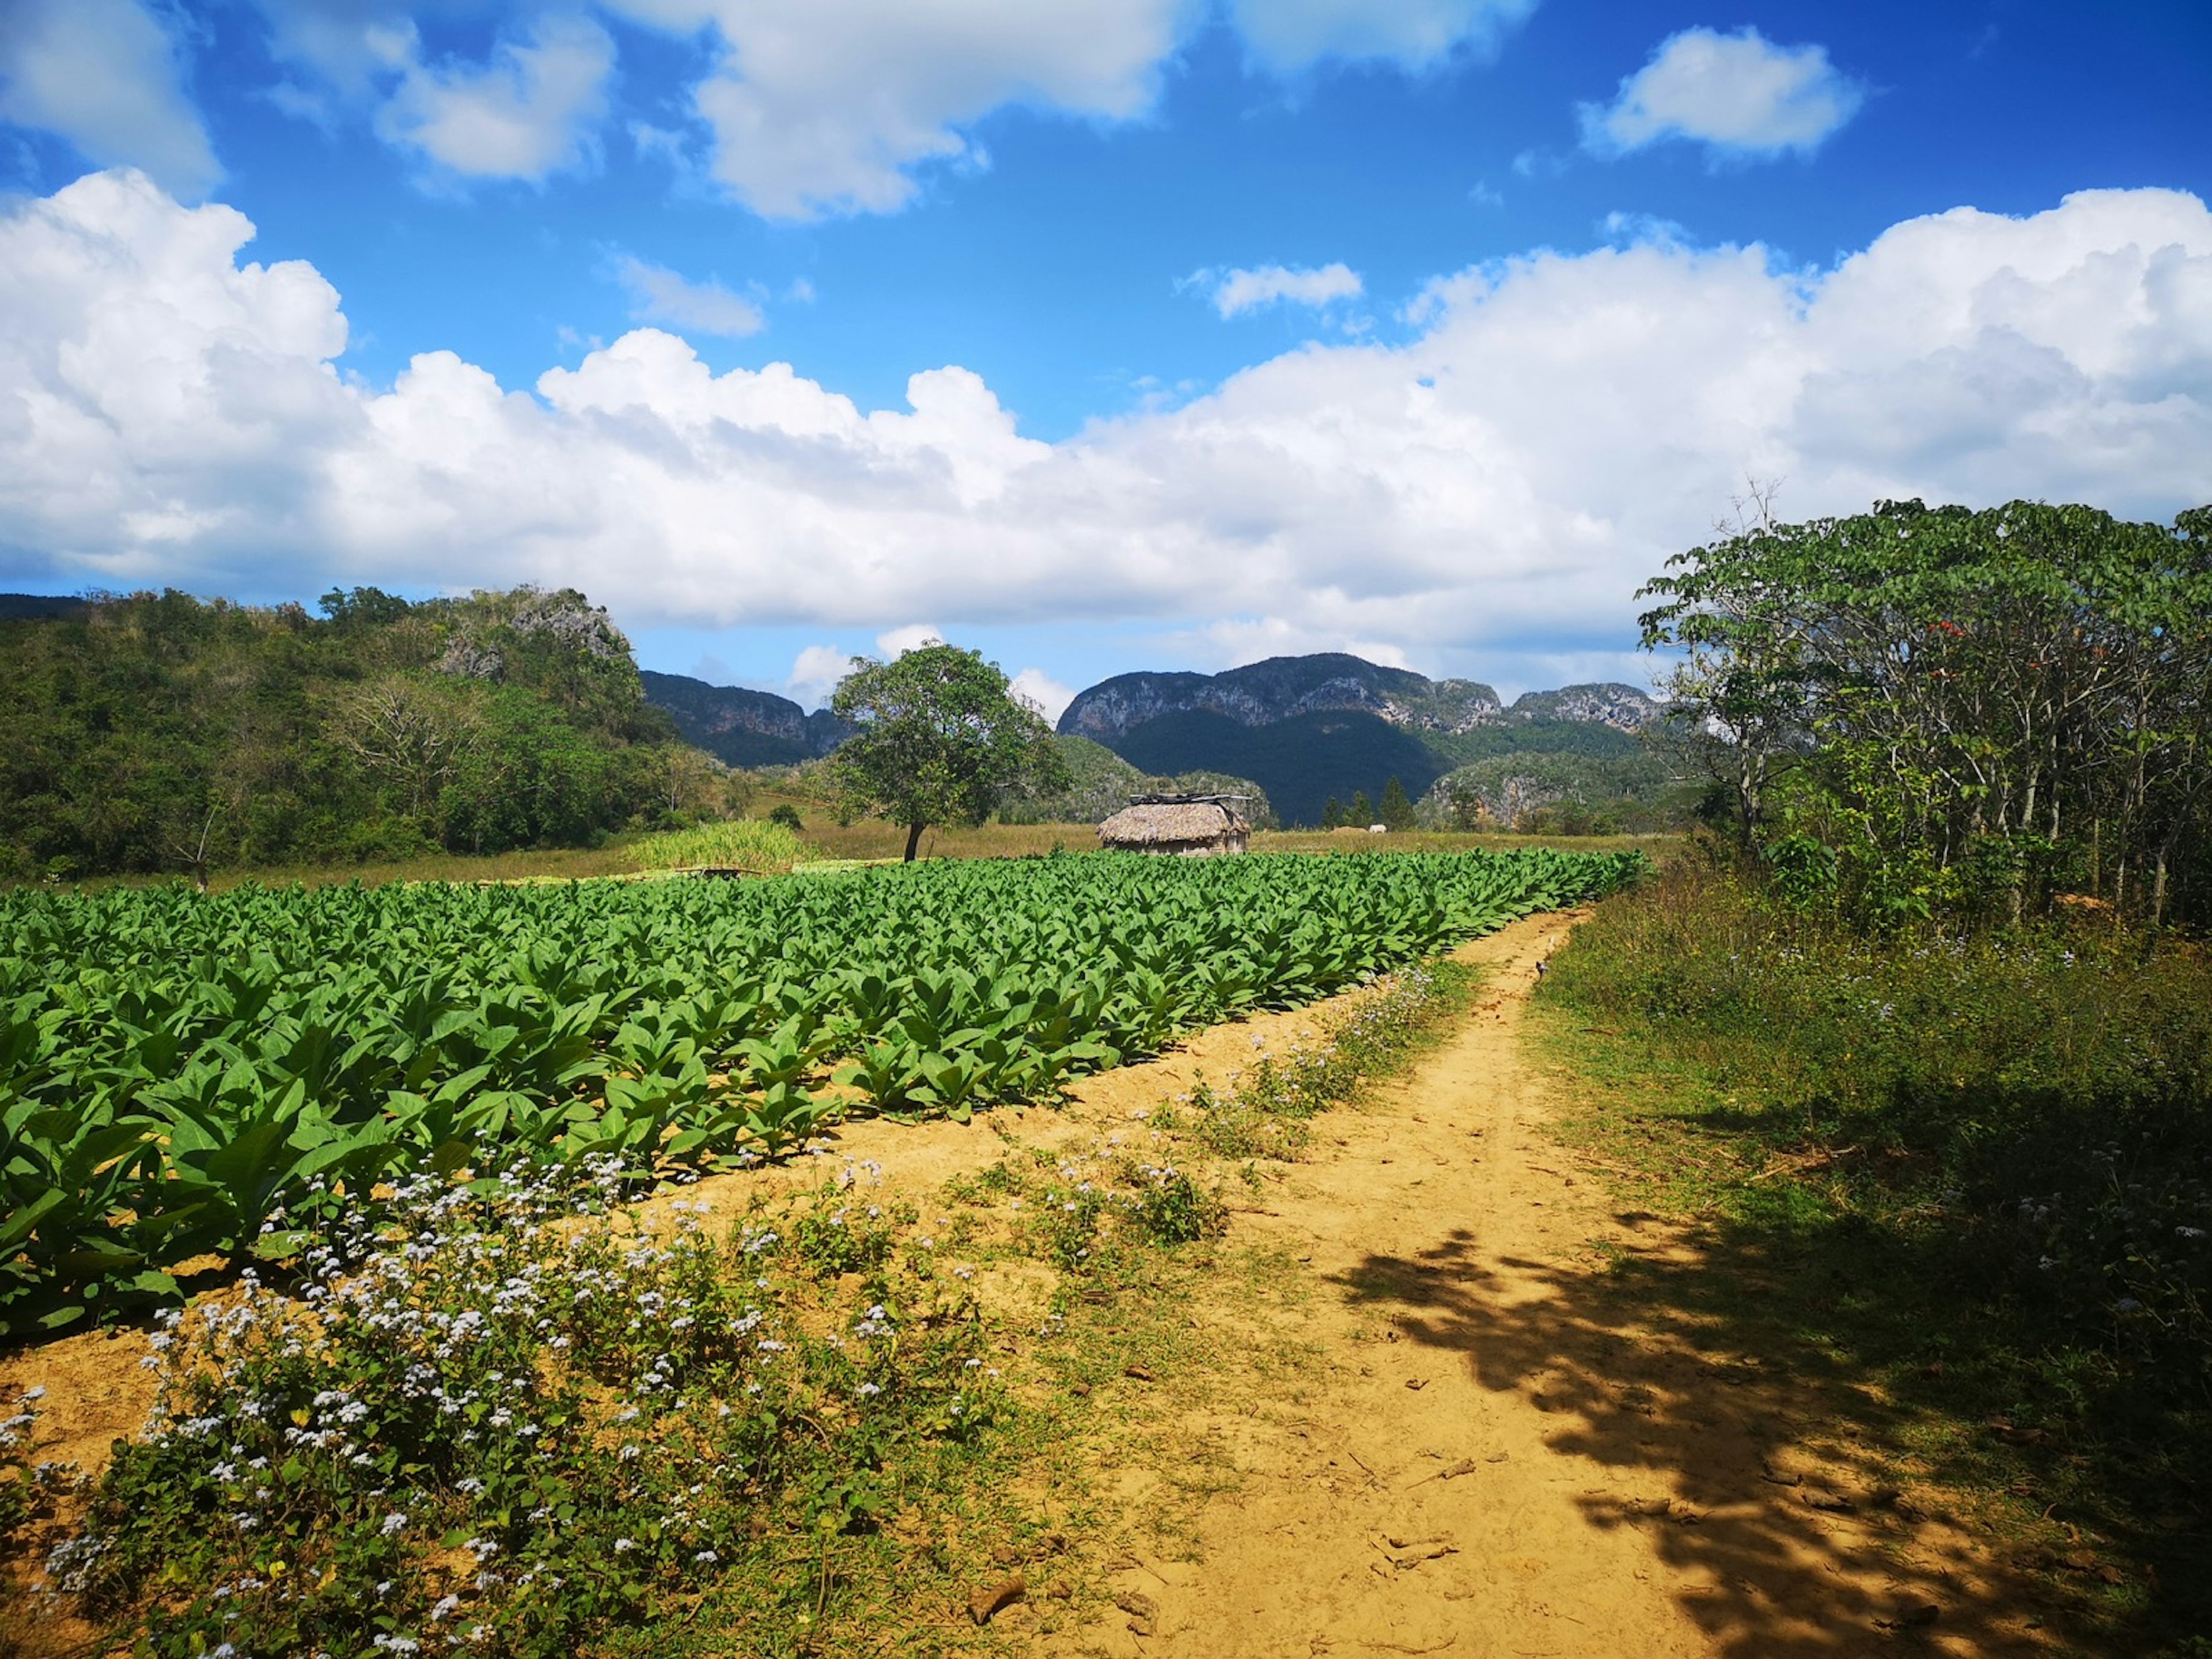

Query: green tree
1347;789;1375;827
0;586;671;878
1319;796;1344;830
828;645;1071;862
1378;776;1415;831
1641;497;2212;923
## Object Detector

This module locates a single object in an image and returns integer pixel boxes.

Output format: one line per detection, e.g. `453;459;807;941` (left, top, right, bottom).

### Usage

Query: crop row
1;849;1642;1333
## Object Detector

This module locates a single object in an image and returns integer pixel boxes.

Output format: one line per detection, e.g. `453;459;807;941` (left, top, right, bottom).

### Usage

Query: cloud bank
18;1;1548;222
1581;26;1864;161
3;171;2209;676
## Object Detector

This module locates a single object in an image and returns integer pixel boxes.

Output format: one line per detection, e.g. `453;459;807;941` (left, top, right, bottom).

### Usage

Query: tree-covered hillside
1107;709;1451;828
0;586;686;881
641;670;850;767
997;735;1276;827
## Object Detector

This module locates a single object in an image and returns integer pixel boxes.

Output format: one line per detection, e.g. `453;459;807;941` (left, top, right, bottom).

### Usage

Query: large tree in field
828;645;1071;861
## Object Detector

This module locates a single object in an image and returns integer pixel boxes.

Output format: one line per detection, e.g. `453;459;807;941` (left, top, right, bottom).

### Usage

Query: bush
1543;859;2212;1643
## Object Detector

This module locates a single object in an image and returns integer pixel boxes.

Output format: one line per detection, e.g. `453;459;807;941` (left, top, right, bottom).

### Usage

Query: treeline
1416;751;1683;835
0;586;705;882
1642;498;2212;924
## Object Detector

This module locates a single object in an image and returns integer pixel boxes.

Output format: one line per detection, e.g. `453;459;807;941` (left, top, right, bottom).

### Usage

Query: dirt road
7;911;2056;1657
1051;911;2052;1659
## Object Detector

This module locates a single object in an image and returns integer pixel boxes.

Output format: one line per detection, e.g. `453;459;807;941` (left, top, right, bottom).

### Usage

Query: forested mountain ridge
0;586;681;881
1057;654;1669;827
1060;653;1505;741
1058;653;1659;743
641;670;851;767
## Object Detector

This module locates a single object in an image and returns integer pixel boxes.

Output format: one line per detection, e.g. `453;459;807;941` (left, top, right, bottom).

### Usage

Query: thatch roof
1099;801;1246;846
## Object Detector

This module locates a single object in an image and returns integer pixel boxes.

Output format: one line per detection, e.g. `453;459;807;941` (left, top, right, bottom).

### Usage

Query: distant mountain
641;670;850;768
1108;708;1455;830
1060;653;1504;742
1501;683;1659;728
1057;654;1666;827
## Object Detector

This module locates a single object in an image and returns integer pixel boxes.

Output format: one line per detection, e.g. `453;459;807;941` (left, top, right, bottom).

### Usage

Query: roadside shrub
1031;1173;1113;1273
789;1176;912;1280
1019;1143;1226;1272
1165;961;1469;1162
0;1387;61;1551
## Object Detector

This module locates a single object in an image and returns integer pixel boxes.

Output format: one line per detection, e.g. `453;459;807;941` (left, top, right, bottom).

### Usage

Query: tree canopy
1640;498;2212;923
0;585;688;881
827;645;1071;860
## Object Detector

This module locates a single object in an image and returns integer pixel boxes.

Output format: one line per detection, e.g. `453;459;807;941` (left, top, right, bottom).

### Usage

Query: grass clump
1164;961;1474;1161
789;1172;914;1279
1539;857;2212;1650
25;1164;999;1659
1013;1148;1228;1275
626;817;809;875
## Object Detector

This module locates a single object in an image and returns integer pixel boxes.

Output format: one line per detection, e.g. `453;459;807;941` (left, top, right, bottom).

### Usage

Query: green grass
1154;958;1479;1162
1534;856;2212;1655
626;817;811;874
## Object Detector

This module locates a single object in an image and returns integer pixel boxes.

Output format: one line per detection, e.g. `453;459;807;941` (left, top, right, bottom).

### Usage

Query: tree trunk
903;820;926;862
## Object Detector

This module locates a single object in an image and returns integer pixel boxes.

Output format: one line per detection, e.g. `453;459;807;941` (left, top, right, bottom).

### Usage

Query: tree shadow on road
1331;1214;2165;1658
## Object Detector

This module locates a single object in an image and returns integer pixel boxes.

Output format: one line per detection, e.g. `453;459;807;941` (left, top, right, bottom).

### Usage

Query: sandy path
1052;912;2053;1659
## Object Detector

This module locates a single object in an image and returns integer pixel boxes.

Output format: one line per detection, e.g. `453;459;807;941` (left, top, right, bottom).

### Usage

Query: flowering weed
31;1164;999;1658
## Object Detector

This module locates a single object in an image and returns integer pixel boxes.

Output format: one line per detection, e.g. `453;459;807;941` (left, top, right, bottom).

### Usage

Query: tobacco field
1;849;1641;1334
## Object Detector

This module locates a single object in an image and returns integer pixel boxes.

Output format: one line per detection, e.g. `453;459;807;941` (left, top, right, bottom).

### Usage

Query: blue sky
2;1;2208;711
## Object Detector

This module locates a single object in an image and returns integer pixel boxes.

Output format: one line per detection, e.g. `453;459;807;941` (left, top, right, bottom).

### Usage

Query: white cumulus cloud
612;256;764;337
875;624;946;658
0;0;220;197
3;172;2208;685
1201;263;1365;318
603;0;1183;220
376;11;615;181
786;643;851;705
1581;25;1863;160
1228;0;1539;75
1010;667;1077;723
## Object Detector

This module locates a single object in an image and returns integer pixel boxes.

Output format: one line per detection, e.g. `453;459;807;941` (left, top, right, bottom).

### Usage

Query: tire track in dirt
1048;911;2059;1659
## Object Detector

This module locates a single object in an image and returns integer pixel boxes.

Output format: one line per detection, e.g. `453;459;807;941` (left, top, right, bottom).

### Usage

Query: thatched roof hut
1098;794;1251;857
